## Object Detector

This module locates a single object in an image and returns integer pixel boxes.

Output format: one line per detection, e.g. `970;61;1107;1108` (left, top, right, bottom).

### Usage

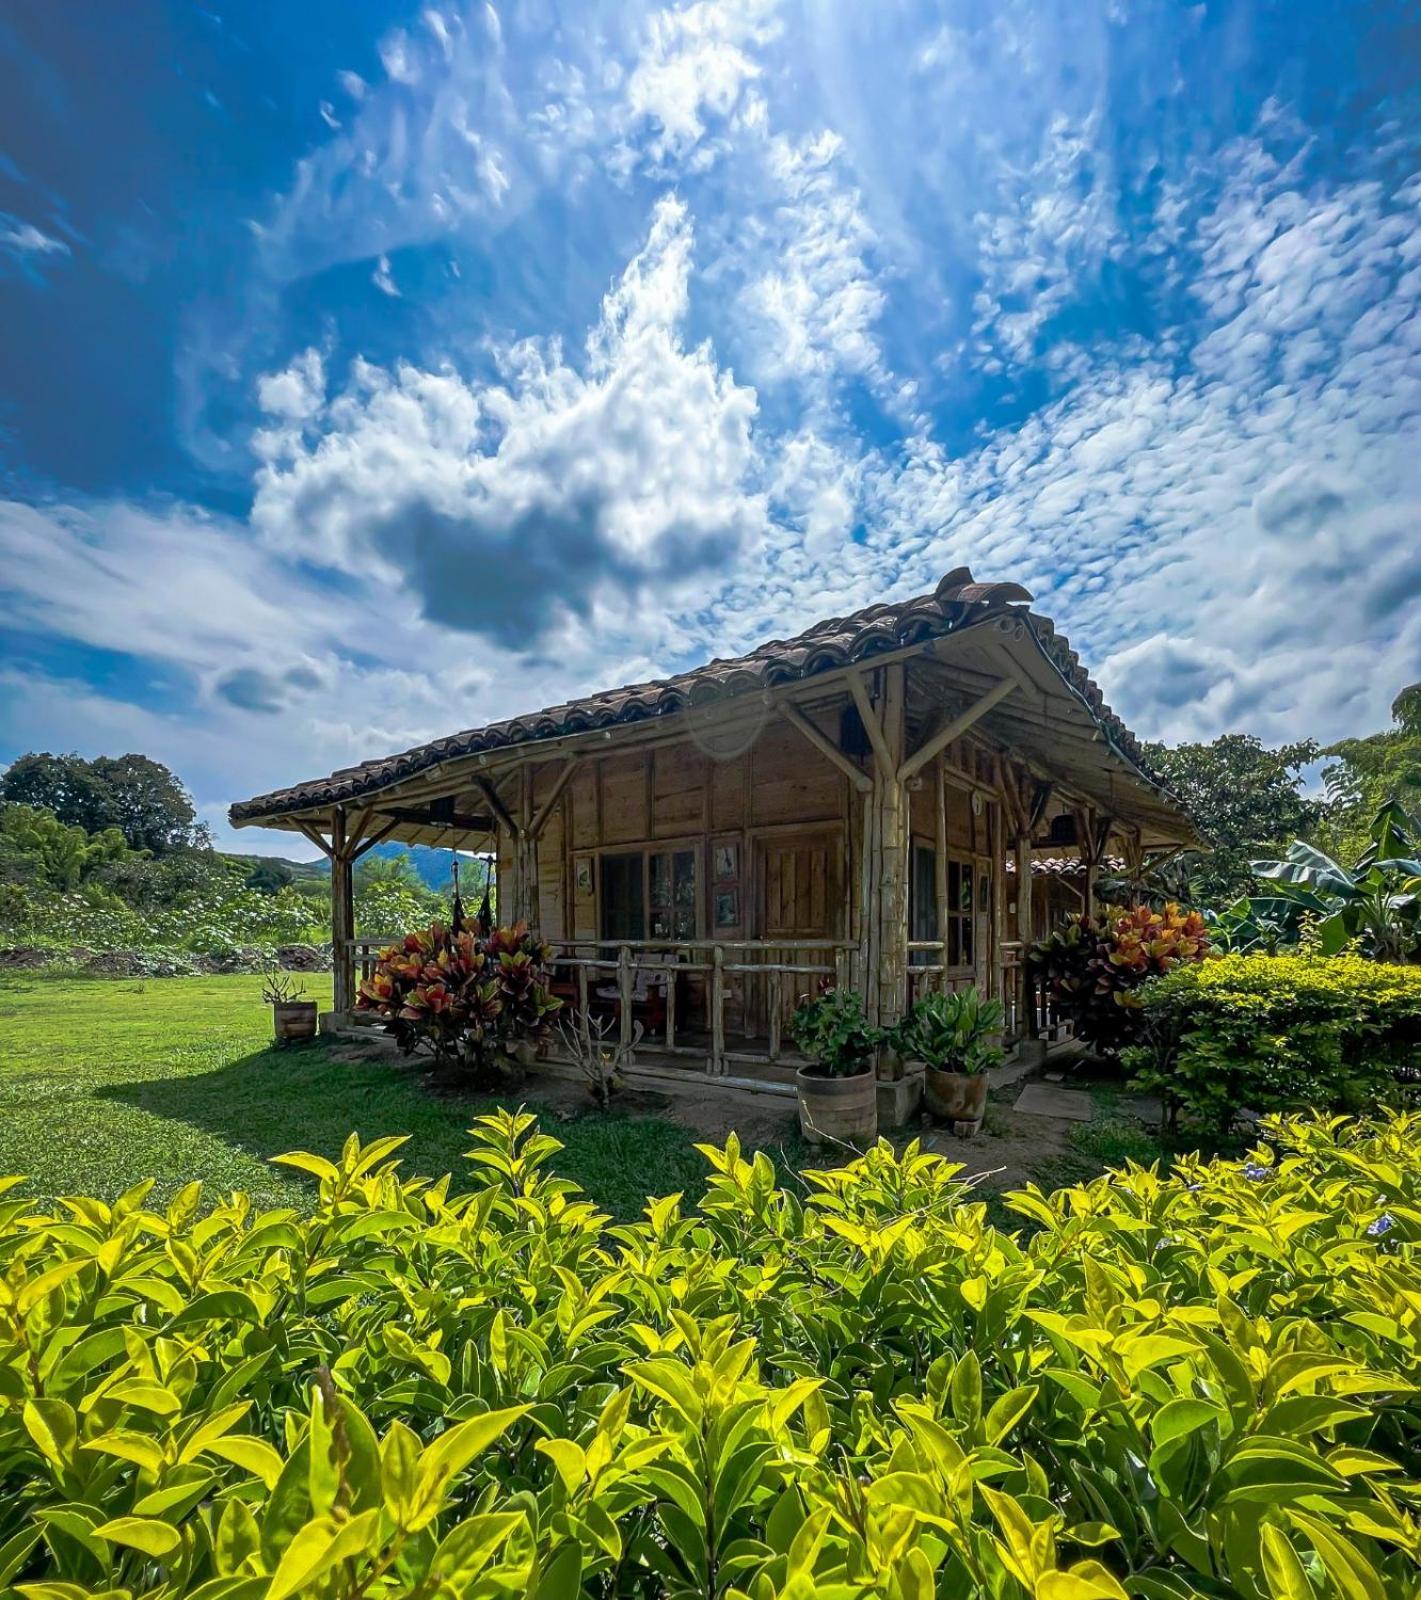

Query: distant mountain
224;842;492;895
357;841;494;893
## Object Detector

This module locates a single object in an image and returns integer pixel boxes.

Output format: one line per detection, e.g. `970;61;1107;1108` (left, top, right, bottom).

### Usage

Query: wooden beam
472;774;521;839
349;816;404;860
898;677;1018;784
1028;780;1055;833
774;699;872;792
294;820;333;859
527;758;579;840
846;668;895;774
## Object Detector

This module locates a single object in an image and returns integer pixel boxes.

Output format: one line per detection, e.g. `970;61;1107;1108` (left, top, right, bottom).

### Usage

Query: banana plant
1218;801;1421;960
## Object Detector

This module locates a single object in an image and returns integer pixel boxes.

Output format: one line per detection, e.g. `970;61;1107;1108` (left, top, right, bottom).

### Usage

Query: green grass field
0;972;713;1217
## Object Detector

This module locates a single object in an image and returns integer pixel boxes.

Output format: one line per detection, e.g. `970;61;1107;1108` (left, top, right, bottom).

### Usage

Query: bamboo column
1015;831;1035;1039
330;809;356;1014
866;662;909;1027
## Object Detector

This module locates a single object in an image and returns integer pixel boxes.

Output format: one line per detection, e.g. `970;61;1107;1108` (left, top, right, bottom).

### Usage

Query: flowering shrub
1029;902;1210;1052
2;1107;1420;1598
1123;951;1421;1129
0;874;437;962
357;919;561;1079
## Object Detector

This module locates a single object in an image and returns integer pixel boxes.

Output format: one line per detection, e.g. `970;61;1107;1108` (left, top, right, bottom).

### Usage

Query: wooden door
756;834;840;1034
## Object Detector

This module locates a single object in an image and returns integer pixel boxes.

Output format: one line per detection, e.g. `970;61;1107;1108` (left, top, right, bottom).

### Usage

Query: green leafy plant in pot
892;986;1004;1130
788;986;882;1146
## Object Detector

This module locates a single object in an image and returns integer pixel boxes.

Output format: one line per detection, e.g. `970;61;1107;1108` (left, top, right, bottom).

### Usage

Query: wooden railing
348;935;856;1082
547;938;855;1078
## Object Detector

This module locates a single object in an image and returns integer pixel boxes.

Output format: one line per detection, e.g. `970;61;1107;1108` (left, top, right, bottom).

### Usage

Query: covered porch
231;568;1197;1100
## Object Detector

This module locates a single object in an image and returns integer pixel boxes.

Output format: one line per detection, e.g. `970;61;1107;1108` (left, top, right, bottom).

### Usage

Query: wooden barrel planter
924;1067;989;1133
795;1065;878;1147
273;1000;319;1046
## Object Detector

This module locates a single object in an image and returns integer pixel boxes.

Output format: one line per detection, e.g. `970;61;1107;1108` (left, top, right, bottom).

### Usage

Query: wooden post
576;962;590;1047
767;968;782;1061
331;809;355;1014
934;756;950;996
617;944;633;1055
877;663;909;1027
711;944;726;1076
665;955;677;1052
1015;832;1035;1039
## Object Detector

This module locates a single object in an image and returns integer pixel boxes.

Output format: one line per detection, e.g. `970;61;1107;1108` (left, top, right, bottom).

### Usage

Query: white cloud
619;0;779;171
734;130;889;396
372;254;401;297
251;195;768;646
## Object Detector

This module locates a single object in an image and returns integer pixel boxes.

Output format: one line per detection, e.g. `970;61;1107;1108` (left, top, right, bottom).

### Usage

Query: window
600;853;645;941
908;846;974;969
910;844;937;965
649;849;697;939
600;848;697;942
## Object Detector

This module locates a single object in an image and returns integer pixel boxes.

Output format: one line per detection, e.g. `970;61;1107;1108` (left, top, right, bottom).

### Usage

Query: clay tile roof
229;567;1163;825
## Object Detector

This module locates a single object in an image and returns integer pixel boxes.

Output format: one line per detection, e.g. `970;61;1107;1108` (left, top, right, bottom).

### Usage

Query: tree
1319;684;1421;862
0;803;133;890
0;751;206;855
1141;733;1322;908
355;849;424;893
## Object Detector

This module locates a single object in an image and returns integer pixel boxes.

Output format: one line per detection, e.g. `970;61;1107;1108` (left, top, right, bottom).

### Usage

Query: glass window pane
600;854;645;942
673;851;696;906
649;853;670;908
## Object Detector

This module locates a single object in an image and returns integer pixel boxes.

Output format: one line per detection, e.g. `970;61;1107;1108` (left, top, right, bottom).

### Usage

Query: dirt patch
924;1108;1075;1193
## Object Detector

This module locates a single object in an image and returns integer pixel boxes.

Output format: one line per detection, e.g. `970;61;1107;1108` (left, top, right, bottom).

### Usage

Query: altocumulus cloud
250;196;766;647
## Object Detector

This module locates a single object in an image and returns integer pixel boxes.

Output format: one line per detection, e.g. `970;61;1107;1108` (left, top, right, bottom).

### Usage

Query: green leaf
267;1510;381;1600
95;1515;183;1558
1259;1523;1315;1600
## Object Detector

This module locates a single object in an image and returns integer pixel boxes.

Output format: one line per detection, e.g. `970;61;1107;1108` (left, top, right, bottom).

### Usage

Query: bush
1124;952;1421;1129
1029;904;1211;1053
3;1109;1421;1599
356;921;561;1080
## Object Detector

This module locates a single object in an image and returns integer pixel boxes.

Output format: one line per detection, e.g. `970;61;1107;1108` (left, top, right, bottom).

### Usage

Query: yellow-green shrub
1124;952;1421;1130
2;1109;1420;1599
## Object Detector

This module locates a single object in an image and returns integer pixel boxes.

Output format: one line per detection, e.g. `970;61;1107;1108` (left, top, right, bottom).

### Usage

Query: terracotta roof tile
229;568;1166;824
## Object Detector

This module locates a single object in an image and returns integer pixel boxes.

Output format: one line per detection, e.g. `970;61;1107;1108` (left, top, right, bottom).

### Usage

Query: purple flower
1242;1163;1270;1182
1366;1213;1395;1237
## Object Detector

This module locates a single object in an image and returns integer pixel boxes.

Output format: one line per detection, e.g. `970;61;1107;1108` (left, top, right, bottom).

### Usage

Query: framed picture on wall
713;842;738;882
574;856;594;895
714;888;739;928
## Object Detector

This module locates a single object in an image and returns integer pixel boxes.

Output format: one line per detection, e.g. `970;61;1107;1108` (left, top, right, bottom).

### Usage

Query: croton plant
357;920;561;1081
1028;901;1210;1053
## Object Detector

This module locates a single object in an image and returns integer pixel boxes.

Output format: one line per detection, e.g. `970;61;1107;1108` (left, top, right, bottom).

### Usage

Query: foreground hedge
1124;953;1421;1129
2;1111;1421;1600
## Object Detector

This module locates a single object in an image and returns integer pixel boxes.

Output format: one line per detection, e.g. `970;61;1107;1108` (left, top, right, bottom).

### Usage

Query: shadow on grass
94;1041;715;1219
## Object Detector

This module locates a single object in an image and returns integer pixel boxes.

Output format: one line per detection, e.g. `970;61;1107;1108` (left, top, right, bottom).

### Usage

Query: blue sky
1;0;1419;856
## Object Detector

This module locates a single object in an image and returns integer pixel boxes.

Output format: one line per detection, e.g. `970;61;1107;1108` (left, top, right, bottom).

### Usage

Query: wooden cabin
230;568;1196;1090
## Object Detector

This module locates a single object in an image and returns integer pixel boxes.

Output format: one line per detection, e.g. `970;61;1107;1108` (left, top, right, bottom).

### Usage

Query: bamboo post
934;755;950;993
711;944;726;1076
330;809;355;1013
875;663;909;1028
767;968;782;1061
1015;833;1035;1039
617;944;633;1054
665;954;677;1051
576;962;590;1047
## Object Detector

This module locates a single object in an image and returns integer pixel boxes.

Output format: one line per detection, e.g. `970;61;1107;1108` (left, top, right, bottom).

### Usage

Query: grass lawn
0;972;716;1217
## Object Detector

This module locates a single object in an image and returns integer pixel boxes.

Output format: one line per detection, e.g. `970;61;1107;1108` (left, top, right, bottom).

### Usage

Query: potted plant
892;987;1004;1132
788;987;881;1146
262;962;317;1045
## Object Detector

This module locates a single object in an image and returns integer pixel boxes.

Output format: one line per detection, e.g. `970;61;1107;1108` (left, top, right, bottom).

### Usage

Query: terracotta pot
924;1066;989;1130
273;1000;318;1046
796;1064;878;1147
